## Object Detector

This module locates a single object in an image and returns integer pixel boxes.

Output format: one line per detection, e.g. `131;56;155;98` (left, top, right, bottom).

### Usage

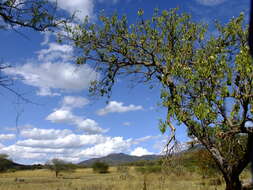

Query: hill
0;157;42;172
79;153;161;166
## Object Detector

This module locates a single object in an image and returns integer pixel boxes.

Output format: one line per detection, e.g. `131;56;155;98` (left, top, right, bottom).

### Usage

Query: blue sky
0;0;250;164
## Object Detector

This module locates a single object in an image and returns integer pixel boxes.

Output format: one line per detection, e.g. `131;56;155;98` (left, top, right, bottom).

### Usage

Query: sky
0;0;250;164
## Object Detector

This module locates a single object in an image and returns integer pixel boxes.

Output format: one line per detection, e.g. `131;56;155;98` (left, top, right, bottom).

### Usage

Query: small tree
92;161;109;174
46;158;75;177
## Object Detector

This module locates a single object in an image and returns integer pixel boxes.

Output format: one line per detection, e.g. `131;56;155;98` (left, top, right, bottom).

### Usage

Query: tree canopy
64;9;253;190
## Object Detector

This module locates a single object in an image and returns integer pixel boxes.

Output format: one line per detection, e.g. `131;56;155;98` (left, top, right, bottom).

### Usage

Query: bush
92;162;109;174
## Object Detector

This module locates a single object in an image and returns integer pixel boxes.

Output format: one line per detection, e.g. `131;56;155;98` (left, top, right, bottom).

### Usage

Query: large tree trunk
223;173;242;190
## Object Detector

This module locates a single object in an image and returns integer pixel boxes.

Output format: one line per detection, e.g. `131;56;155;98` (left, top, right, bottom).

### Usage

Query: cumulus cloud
97;101;143;116
0;127;134;162
77;118;107;133
5;62;97;96
49;0;94;20
20;128;72;140
195;0;227;6
17;134;107;149
133;136;160;144
46;96;106;134
0;143;5;148
37;43;73;62
0;126;154;163
46;109;77;124
76;137;132;158
4;43;98;96
130;147;153;157
122;122;131;126
48;0;121;20
1;145;48;160
0;134;16;141
62;96;89;109
46;108;106;134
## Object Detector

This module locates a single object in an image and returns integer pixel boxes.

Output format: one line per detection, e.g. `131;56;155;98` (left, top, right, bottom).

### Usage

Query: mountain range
79;153;161;166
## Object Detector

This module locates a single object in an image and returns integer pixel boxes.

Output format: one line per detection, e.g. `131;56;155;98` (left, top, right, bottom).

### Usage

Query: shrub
92;162;109;174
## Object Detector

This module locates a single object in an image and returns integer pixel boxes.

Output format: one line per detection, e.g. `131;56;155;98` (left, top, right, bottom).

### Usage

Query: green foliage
92;162;109;174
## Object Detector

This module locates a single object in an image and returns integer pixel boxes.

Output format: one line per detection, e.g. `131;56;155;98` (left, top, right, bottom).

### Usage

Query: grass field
0;167;250;190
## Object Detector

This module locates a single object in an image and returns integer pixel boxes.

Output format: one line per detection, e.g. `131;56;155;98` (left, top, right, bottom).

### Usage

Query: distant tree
65;9;253;190
46;159;75;177
0;154;13;172
92;161;109;174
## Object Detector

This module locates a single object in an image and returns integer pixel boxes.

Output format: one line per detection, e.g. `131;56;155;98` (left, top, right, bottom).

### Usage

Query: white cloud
46;96;106;134
1;145;48;160
76;118;107;134
0;126;154;163
48;0;121;20
4;43;98;96
46;109;77;124
5;62;97;96
195;0;227;6
20;128;72;140
46;108;106;134
62;96;89;109
0;143;4;148
76;137;132;158
97;101;143;116
122;122;131;126
133;136;160;144
130;147;153;157
0;134;16;141
49;0;94;20
37;43;73;62
17;134;107;149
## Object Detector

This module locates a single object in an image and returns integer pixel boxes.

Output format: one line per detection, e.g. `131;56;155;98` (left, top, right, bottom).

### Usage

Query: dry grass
0;167;248;190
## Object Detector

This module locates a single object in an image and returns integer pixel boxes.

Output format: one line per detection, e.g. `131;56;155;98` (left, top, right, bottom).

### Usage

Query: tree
64;9;253;190
46;158;75;177
0;154;13;172
92;161;109;173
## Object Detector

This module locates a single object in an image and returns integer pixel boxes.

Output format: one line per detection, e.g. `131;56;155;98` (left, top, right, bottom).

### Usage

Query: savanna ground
0;167;251;190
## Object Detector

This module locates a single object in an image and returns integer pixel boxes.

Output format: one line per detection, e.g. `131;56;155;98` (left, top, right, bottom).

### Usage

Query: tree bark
224;172;242;190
